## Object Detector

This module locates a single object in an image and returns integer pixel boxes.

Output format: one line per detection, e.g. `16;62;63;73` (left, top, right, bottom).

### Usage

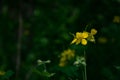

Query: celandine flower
59;49;75;67
71;28;97;45
71;32;88;45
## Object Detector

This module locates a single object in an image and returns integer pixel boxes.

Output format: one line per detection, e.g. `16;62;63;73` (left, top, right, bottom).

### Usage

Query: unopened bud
37;59;43;65
45;60;51;63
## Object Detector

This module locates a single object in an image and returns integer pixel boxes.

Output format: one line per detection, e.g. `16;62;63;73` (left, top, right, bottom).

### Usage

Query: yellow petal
67;52;75;60
59;62;66;67
88;35;95;42
76;32;82;38
113;16;120;23
76;39;81;45
91;29;97;35
81;39;87;45
61;52;66;56
90;38;95;42
82;32;88;38
60;57;66;62
71;38;77;44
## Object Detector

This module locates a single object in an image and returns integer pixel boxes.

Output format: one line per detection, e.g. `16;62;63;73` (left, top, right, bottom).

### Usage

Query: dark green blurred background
0;0;120;80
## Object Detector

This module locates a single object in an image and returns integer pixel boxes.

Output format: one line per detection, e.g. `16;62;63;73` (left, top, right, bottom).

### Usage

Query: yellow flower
113;16;120;23
71;32;88;45
87;29;97;42
91;29;97;35
59;49;75;67
59;61;66;67
98;37;107;44
61;49;75;60
59;57;67;67
66;49;75;60
0;71;5;76
60;56;66;62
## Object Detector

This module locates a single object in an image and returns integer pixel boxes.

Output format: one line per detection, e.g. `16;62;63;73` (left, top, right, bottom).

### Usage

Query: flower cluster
71;28;97;45
59;49;75;67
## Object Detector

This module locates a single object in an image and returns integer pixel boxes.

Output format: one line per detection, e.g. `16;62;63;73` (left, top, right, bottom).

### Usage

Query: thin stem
84;25;89;31
85;23;91;31
82;69;85;80
43;63;47;72
16;0;23;78
16;13;22;78
25;65;40;80
83;50;87;80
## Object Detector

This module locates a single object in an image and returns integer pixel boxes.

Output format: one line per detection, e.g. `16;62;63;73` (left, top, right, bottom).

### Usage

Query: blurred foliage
0;0;120;80
0;70;14;80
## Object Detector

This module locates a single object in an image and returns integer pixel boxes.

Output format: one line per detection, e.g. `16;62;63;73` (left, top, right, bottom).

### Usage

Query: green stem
43;63;47;72
82;69;85;80
84;50;87;80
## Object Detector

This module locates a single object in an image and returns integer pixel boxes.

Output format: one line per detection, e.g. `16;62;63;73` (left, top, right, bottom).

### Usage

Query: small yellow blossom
59;61;66;67
59;49;75;67
87;28;97;42
71;32;88;45
71;28;97;45
64;49;75;60
81;39;87;45
98;37;107;44
61;49;75;60
60;56;66;62
113;16;120;23
59;56;67;67
0;71;5;76
91;29;97;35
